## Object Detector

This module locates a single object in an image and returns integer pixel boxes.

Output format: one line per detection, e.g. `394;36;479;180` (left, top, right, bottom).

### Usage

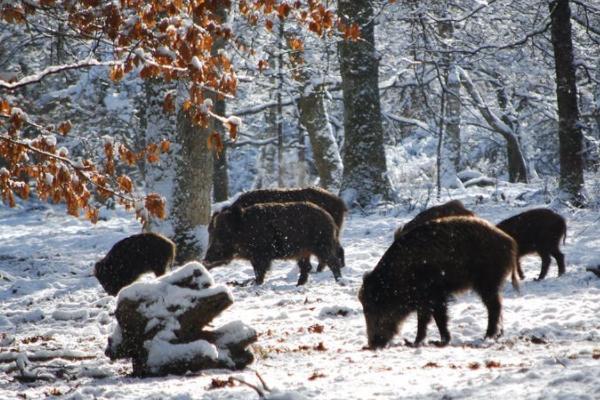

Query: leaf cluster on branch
0;0;345;224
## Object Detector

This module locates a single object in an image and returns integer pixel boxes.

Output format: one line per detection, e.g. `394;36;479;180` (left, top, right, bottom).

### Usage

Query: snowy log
105;262;257;377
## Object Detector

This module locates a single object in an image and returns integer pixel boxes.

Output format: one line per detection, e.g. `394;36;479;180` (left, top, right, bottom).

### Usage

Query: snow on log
105;262;257;377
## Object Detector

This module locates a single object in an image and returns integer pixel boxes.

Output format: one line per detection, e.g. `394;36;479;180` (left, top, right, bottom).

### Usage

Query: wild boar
94;232;176;296
496;208;567;280
214;187;347;273
203;202;343;286
359;216;519;349
395;200;475;239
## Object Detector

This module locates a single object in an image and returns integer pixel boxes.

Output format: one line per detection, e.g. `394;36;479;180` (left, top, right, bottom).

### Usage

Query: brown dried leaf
58;120;72;135
145;193;166;219
117;175;133;193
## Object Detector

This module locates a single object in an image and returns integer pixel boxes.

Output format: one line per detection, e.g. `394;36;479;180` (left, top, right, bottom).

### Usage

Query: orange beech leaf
117;175;133;193
86;206;99;224
265;19;274;31
163;93;175;113
0;100;10;116
145;193;166;219
160;139;170;153
58;120;72;135
109;64;124;82
258;59;269;72
182;100;193;112
207;131;223;154
277;3;291;20
345;23;361;41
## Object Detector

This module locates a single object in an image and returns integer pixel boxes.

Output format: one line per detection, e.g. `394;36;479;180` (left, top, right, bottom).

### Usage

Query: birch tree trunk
550;0;585;206
337;0;391;206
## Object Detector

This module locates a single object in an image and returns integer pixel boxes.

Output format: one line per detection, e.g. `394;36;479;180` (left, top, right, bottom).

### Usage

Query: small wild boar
203;202;343;285
359;216;519;349
220;187;347;272
94;232;176;296
395;200;475;239
496;208;567;280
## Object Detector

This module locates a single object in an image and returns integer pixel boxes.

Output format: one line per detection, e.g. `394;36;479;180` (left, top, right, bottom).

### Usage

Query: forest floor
1;183;599;399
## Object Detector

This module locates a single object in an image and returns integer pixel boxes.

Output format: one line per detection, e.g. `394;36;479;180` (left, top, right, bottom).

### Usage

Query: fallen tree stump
105;262;257;377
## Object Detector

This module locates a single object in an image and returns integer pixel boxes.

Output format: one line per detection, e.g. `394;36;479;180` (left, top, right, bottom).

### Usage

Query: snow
1;187;600;399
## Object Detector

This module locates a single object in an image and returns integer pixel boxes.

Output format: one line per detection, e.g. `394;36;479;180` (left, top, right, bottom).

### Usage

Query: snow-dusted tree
287;32;342;193
337;0;391;206
437;4;462;188
549;0;585;205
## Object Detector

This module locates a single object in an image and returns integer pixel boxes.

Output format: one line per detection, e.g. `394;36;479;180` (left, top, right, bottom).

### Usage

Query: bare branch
0;59;119;90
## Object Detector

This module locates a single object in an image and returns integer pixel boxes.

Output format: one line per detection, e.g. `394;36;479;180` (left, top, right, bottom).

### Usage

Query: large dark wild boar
203;202;343;285
215;187;347;272
359;217;519;349
395;200;475;239
496;208;567;280
94;232;176;296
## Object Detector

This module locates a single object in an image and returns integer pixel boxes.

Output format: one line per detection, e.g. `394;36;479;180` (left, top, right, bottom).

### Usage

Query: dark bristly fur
497;208;567;280
213;187;347;272
395;200;475;239
94;232;176;296
360;216;519;349
203;202;343;286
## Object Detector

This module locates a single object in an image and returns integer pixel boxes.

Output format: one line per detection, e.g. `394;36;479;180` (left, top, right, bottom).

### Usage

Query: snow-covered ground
1;184;600;400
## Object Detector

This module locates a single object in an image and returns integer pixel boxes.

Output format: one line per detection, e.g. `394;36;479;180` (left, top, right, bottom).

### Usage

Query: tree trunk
457;67;528;183
212;4;229;202
337;0;391;206
286;31;343;192
437;5;461;176
550;0;585;205
140;79;177;237
297;85;343;193
212;98;229;202
491;75;529;183
171;105;213;263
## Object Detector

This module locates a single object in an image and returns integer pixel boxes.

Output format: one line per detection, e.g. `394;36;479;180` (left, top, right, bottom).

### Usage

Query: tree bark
297;84;343;193
437;5;461;176
212;97;229;202
140;79;177;237
337;0;391;206
550;0;585;206
286;30;343;192
491;75;529;183
171;106;213;263
212;4;229;202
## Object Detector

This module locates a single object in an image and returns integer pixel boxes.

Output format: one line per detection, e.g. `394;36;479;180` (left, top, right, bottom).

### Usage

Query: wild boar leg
414;309;432;346
251;259;270;285
553;250;566;276
516;259;525;280
536;253;552;280
315;261;327;273
297;258;312;286
481;292;502;339
432;303;451;346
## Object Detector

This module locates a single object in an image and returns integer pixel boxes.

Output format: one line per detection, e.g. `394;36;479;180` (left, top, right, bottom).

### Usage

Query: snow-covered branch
0;60;120;90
